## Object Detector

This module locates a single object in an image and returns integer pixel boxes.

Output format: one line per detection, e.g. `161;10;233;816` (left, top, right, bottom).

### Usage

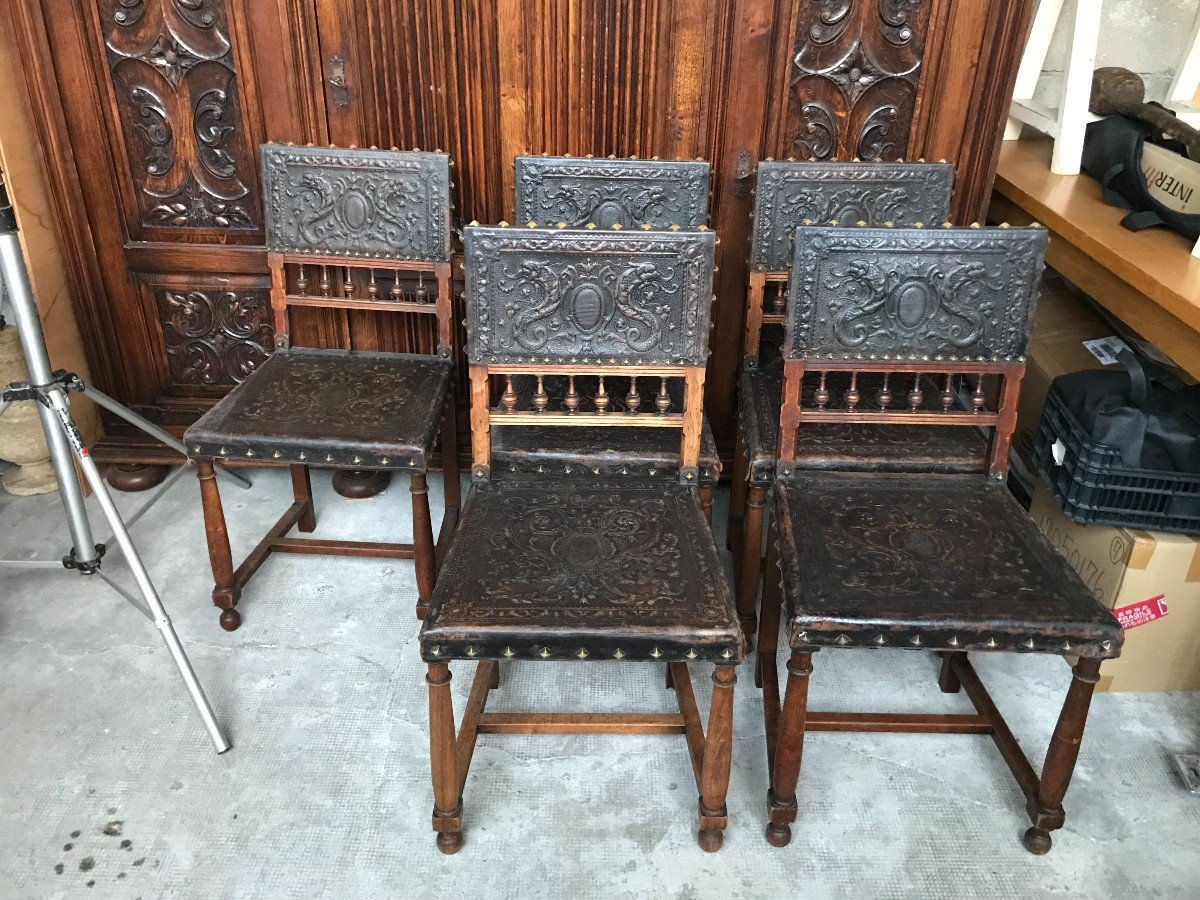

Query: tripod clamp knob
2;370;84;406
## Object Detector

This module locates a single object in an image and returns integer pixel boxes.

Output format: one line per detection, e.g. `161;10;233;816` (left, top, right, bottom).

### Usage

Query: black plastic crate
1033;383;1200;535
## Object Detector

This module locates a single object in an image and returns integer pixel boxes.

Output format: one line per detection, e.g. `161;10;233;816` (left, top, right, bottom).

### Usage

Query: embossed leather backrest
260;144;452;262
751;161;955;273
514;156;710;229
785;225;1048;363
464;226;716;365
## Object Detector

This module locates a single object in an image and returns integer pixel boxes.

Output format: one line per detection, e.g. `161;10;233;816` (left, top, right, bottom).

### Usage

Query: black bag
1034;351;1200;535
1081;114;1200;242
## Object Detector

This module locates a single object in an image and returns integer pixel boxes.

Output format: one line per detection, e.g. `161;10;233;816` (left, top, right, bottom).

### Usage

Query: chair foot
416;602;428;620
219;608;242;631
698;828;724;852
436;831;463;855
1022;826;1052;855
765;822;792;848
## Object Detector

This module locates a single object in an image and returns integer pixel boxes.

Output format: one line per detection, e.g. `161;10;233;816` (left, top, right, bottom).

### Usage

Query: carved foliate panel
786;226;1048;362
101;0;259;231
260;145;452;261
750;161;954;271
514;156;711;228
465;227;716;365
788;0;932;161
155;286;273;386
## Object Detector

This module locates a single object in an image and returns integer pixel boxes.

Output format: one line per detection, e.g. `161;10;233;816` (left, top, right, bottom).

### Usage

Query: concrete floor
1;466;1199;899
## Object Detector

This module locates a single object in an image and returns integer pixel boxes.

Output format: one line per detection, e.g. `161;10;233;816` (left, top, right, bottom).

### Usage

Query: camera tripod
0;173;239;753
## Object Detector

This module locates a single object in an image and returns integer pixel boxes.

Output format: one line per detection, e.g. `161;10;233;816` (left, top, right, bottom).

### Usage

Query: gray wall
1036;0;1199;104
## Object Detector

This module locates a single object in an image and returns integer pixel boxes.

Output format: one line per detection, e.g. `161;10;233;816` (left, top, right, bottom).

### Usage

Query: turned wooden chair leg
938;650;964;693
427;662;463;854
1023;657;1103;855
736;485;766;639
666;664;675;690
197;460;241;631
726;428;748;551
290;464;316;533
489;661;500;690
411;471;436;619
767;649;813;848
755;521;782;690
699;485;714;527
698;665;737;852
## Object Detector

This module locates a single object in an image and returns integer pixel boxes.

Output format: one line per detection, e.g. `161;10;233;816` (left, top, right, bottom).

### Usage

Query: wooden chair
758;223;1123;854
420;224;744;854
186;144;460;630
729;160;966;636
499;155;723;519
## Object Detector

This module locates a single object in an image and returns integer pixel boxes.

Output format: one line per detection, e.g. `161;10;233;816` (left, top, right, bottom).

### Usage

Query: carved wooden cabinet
5;0;1035;468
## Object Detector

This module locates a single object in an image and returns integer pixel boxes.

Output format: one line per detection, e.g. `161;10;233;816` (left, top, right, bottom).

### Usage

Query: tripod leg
45;390;230;753
81;384;251;490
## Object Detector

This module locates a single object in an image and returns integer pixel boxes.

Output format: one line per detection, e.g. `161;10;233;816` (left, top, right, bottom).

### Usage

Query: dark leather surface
751;161;954;272
421;478;744;662
260;144;452;262
773;473;1123;658
493;375;721;484
737;364;988;485
786;226;1048;363
514;156;710;228
185;348;452;469
464;226;716;366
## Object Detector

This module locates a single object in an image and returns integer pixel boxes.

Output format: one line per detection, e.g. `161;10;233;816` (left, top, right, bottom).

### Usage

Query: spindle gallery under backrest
3;0;1037;483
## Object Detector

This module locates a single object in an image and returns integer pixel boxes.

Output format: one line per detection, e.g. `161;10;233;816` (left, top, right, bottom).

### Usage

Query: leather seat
186;348;453;469
774;472;1124;656
737;363;989;486
421;477;744;663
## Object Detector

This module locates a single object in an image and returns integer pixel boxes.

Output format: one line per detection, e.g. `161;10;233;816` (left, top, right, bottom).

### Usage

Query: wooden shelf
989;136;1200;380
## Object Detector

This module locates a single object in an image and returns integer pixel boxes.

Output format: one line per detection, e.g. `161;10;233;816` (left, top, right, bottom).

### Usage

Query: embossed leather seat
729;161;957;636
758;224;1123;857
186;145;460;630
418;225;744;856
187;349;452;468
423;477;740;661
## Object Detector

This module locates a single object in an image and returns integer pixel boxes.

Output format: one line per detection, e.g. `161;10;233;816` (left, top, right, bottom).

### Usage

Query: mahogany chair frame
757;224;1122;855
421;225;743;854
728;160;956;638
191;145;460;629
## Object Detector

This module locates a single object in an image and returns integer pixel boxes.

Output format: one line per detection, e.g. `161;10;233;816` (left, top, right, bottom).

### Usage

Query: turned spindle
391;270;403;302
971;375;987;413
564;375;581;413
844;372;860;411
814;372;830;410
320;265;332;297
532;375;549;412
367;268;379;299
343;267;355;298
501;375;518;413
907;375;923;411
625;376;641;414
296;264;309;296
877;372;892;409
594;376;610;414
655;377;671;415
940;374;955;412
772;287;787;315
415;273;428;303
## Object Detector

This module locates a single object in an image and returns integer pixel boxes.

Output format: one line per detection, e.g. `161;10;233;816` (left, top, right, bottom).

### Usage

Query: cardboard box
1029;483;1200;692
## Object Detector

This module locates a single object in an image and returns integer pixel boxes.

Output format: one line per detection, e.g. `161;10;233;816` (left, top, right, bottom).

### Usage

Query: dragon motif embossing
750;162;954;272
514;157;710;228
786;227;1047;361
465;228;715;365
261;146;450;261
